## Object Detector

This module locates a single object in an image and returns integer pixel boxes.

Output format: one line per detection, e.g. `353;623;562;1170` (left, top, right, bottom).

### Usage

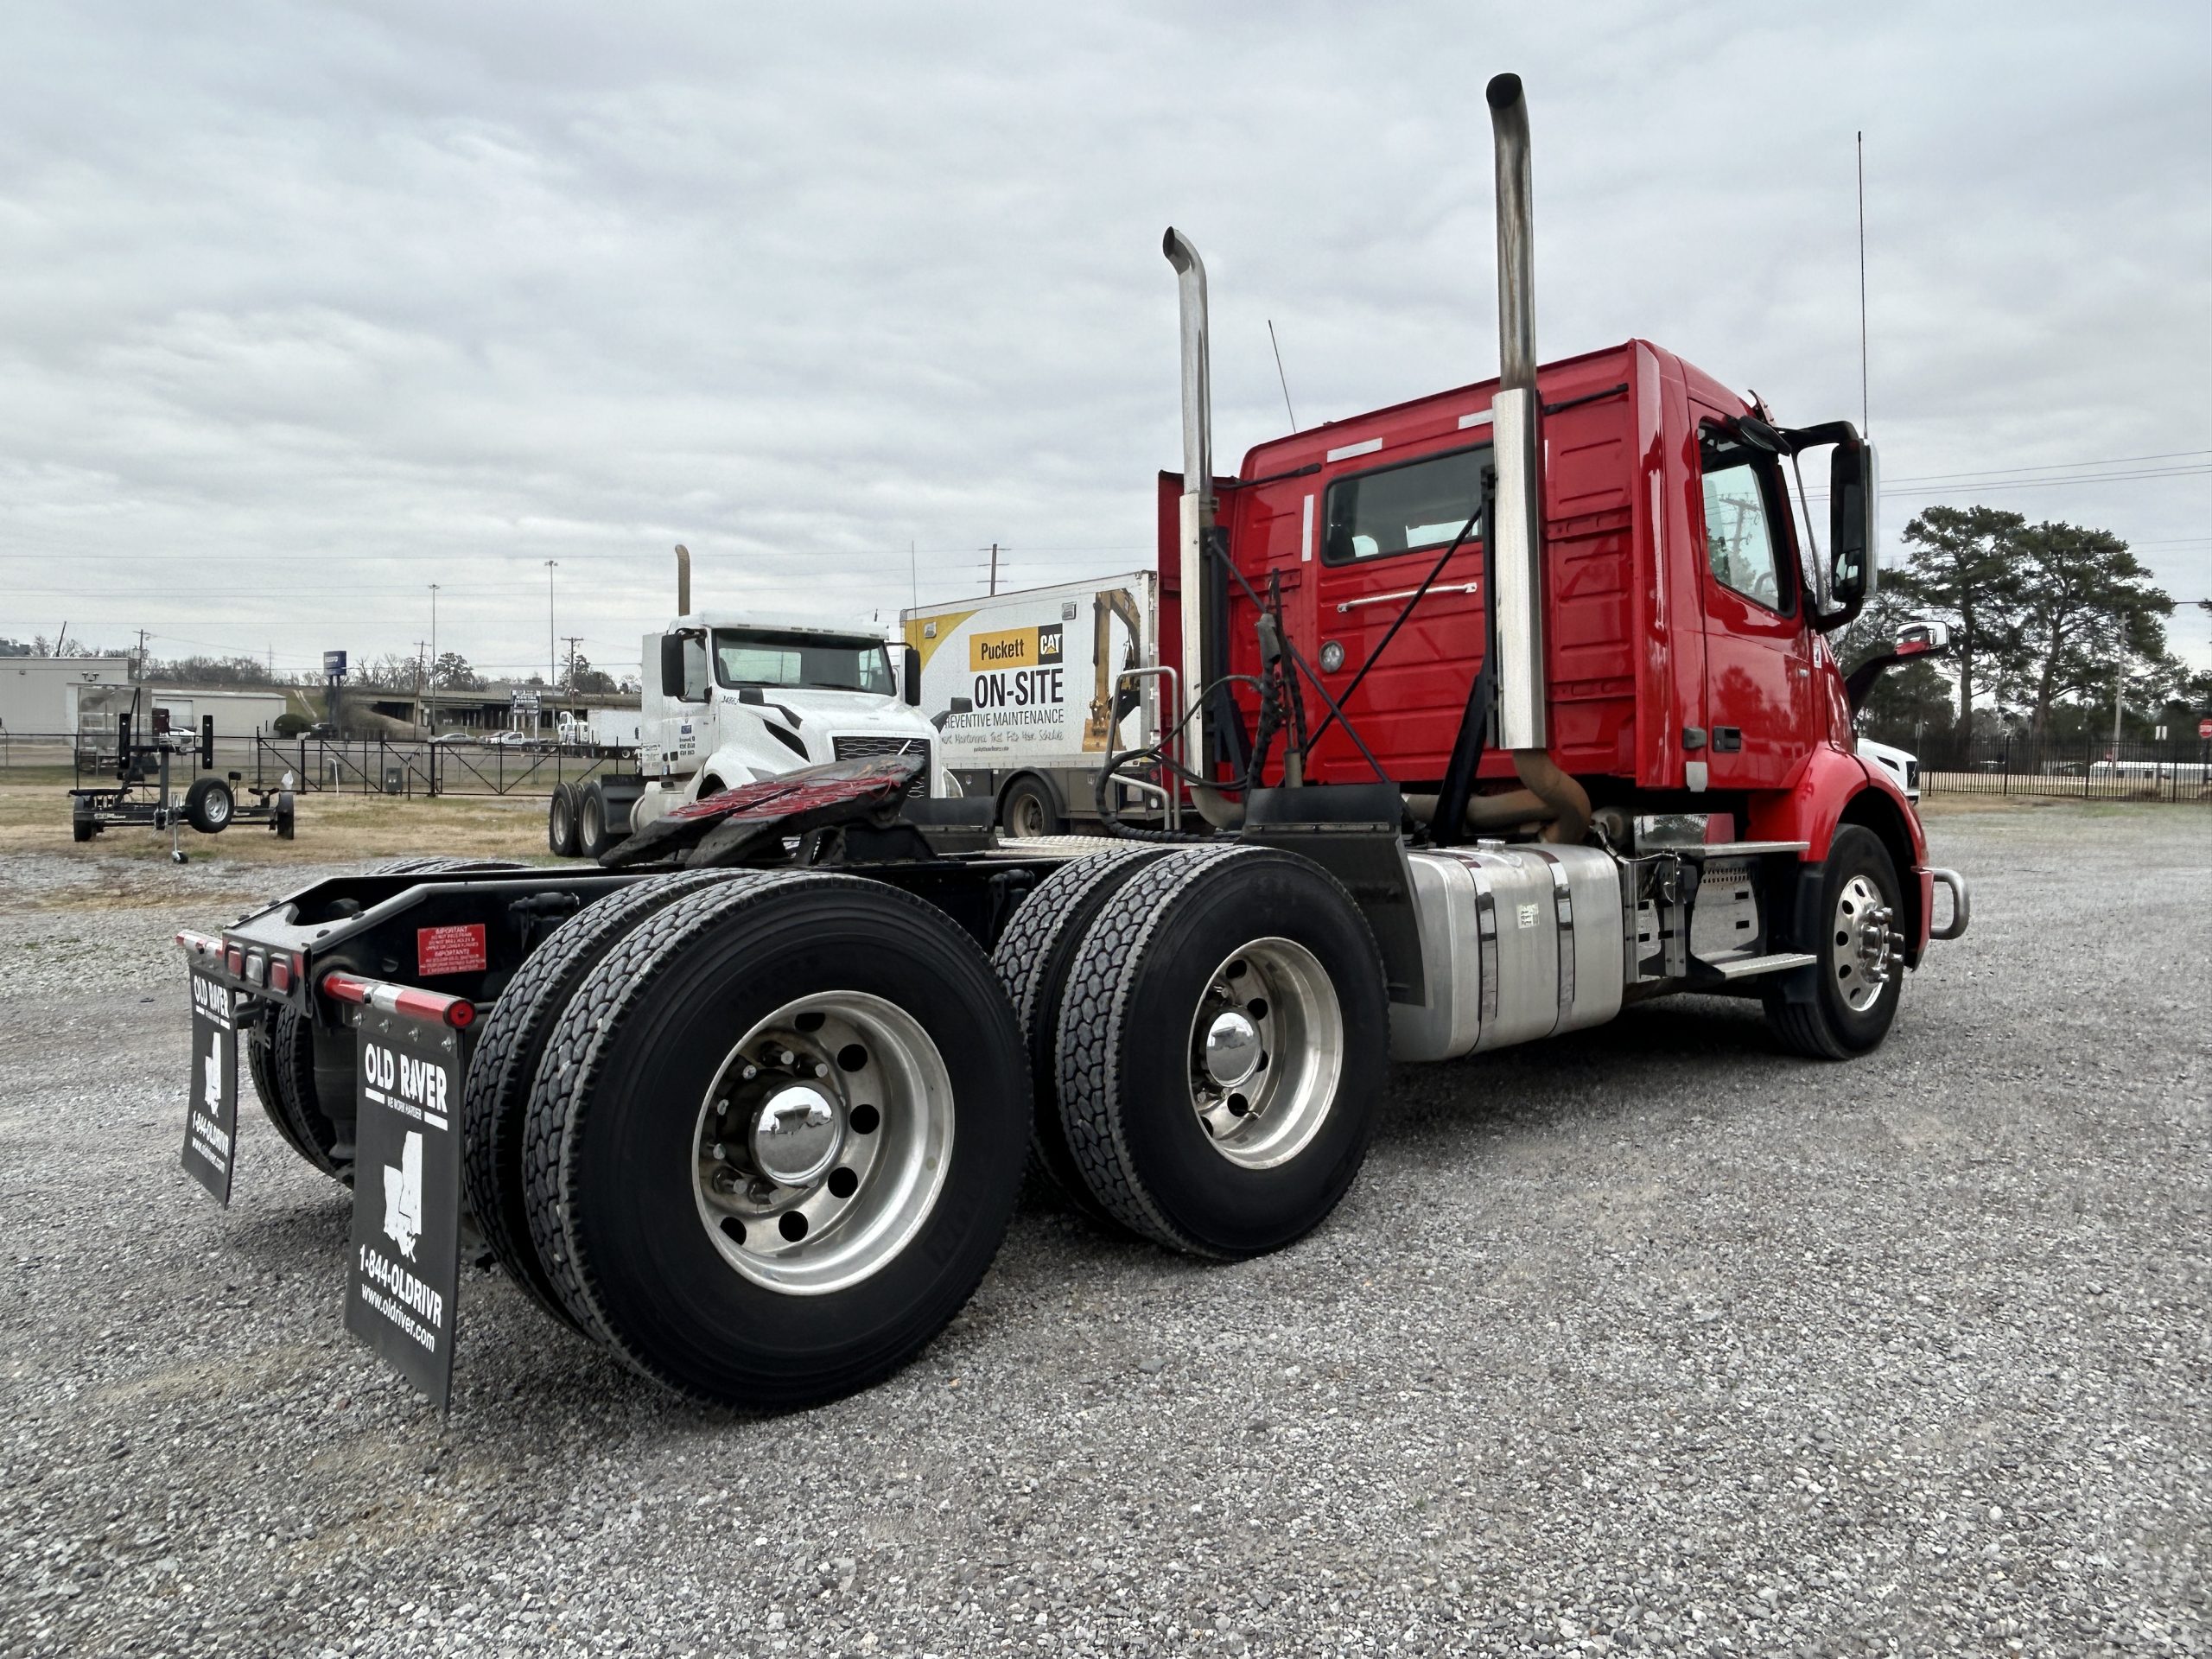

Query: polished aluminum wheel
1185;938;1344;1171
691;991;953;1295
1832;873;1902;1014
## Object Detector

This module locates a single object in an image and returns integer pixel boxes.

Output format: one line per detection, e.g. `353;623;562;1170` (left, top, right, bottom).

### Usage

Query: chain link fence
0;732;632;798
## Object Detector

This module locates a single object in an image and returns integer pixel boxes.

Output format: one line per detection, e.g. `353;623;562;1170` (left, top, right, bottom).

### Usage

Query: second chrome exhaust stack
1485;73;1589;843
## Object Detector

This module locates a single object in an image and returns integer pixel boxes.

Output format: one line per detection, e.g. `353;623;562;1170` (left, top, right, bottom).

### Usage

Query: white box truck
903;571;1162;836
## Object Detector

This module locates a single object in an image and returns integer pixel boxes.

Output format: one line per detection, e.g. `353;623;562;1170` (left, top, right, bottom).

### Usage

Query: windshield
712;628;893;695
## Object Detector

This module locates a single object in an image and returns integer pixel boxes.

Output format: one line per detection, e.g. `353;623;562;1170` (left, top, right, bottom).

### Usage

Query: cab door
1692;411;1812;790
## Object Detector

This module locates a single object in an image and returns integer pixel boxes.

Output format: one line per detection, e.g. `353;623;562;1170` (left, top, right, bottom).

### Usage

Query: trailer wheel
71;804;95;842
548;785;582;857
1055;845;1387;1259
273;791;296;840
989;847;1163;1229
460;868;744;1336
999;775;1061;839
1764;826;1906;1059
520;873;1029;1407
184;776;234;834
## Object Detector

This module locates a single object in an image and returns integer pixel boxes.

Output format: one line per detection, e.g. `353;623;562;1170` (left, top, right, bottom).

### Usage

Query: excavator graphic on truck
176;74;1966;1413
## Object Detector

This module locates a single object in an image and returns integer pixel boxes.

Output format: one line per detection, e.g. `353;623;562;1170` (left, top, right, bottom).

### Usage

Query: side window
1699;435;1790;613
680;633;710;702
1322;444;1488;564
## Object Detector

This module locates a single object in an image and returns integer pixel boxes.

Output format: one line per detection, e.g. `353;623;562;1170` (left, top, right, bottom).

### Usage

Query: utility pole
544;560;558;686
2112;644;2126;754
428;582;440;731
985;543;1000;597
135;628;148;682
563;635;584;694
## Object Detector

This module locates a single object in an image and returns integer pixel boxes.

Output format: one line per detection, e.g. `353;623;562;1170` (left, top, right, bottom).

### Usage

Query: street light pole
544;561;558;690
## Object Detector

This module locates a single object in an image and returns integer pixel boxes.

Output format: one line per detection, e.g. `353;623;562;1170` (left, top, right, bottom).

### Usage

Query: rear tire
999;775;1061;839
519;873;1029;1407
71;806;95;842
988;848;1162;1230
264;1007;351;1182
184;777;234;834
1764;825;1906;1059
548;784;581;857
577;782;613;859
460;868;742;1336
1055;846;1387;1258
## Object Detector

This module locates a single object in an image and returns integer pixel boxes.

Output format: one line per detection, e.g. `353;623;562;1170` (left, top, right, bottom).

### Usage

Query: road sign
323;650;348;680
2199;717;2212;740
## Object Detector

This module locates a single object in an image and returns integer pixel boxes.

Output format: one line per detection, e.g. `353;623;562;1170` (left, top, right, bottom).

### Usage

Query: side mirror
658;633;686;699
903;644;923;708
1895;620;1951;658
1826;436;1878;623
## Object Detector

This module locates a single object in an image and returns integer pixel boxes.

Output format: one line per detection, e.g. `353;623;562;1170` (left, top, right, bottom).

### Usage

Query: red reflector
224;944;245;976
269;956;292;994
448;1000;475;1030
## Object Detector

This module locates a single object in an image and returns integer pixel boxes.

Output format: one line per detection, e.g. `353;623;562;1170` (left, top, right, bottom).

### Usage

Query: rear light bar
176;930;222;958
321;970;477;1030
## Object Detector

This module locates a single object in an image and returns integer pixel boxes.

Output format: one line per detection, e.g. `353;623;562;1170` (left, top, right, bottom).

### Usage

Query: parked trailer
175;76;1969;1413
902;571;1166;837
73;695;296;855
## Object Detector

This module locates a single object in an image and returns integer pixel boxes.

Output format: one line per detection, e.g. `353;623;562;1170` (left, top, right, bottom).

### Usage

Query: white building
0;657;132;735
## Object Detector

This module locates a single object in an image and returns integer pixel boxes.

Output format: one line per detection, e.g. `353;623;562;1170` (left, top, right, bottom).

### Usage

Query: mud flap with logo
181;968;238;1205
342;1004;468;1414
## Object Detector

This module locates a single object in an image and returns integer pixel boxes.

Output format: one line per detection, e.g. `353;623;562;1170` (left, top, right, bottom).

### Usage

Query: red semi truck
173;75;1967;1411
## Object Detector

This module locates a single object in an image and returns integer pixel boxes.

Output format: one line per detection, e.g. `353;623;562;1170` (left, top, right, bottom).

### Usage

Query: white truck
549;588;940;859
904;571;1163;836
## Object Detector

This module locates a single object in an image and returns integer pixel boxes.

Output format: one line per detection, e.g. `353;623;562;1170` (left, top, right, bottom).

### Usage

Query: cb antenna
1267;319;1300;430
1857;130;1870;436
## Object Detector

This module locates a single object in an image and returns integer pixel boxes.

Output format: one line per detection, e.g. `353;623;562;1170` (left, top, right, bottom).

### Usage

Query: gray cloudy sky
4;1;2209;683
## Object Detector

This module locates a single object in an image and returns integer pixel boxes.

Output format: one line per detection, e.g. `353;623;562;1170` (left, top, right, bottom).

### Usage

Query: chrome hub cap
691;991;953;1296
750;1084;842;1186
1832;873;1904;1014
1203;1009;1263;1089
1185;938;1344;1171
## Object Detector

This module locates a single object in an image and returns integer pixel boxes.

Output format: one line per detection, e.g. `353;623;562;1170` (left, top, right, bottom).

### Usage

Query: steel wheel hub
1185;938;1344;1171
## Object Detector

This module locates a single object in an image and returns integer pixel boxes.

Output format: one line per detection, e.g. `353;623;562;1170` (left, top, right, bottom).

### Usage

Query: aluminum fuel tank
1389;844;1625;1063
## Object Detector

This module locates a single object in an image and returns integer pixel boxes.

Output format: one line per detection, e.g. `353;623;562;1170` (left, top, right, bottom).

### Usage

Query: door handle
1335;580;1480;614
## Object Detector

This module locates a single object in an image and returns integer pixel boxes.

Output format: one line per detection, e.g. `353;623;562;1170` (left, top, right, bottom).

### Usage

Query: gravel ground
2;806;2205;1657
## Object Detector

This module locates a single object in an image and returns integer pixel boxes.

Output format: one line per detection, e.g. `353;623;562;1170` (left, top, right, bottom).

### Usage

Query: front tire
1055;846;1387;1258
1764;825;1907;1059
520;873;1029;1407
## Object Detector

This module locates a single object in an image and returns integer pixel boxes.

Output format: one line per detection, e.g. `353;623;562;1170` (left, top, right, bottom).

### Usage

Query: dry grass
0;781;555;870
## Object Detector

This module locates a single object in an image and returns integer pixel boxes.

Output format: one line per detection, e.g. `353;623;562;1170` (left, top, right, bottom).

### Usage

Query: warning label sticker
416;924;486;977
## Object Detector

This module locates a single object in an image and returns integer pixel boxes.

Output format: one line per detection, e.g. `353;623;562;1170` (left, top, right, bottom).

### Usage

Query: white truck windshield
713;629;893;695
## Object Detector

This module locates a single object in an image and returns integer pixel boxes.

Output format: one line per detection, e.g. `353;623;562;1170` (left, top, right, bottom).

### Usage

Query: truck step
1669;840;1810;861
1694;950;1818;982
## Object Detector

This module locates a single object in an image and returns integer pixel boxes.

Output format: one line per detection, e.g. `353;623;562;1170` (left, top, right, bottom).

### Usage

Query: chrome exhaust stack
675;543;692;616
1164;227;1240;827
1485;73;1588;843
